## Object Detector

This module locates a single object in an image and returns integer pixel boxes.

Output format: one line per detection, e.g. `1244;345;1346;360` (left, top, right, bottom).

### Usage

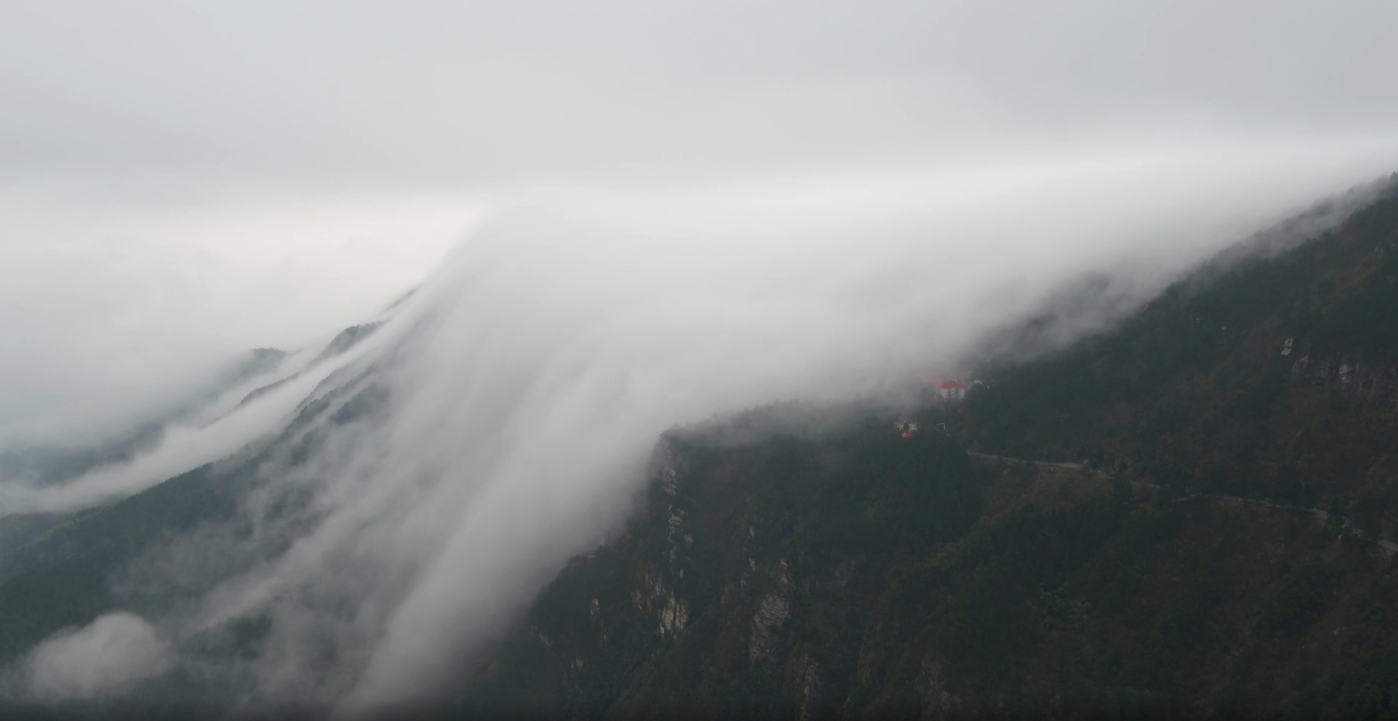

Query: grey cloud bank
2;1;1396;185
3;0;1398;712
5;147;1394;710
2;0;1395;441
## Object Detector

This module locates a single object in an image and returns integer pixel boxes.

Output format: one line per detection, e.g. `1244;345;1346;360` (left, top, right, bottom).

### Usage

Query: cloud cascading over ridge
5;143;1392;709
4;0;1398;712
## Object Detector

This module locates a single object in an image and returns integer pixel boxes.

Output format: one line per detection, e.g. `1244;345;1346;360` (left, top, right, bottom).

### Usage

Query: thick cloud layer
5;145;1393;710
338;150;1398;707
3;0;1395;455
2;1;1396;185
4;0;1398;713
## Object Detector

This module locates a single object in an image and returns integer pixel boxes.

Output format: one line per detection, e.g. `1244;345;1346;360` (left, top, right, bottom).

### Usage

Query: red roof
936;380;965;389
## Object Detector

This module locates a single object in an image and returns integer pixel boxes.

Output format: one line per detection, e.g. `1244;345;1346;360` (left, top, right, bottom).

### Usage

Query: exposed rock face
659;593;689;637
748;561;791;664
636;440;694;639
446;181;1398;719
452;424;985;718
1290;351;1398;411
796;659;821;721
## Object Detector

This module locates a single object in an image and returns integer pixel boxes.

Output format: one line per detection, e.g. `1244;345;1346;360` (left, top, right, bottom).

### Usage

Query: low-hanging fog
6;150;1397;710
3;0;1398;712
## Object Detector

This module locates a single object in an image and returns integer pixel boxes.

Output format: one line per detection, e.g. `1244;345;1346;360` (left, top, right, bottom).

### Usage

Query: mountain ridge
439;176;1398;719
2;177;1398;718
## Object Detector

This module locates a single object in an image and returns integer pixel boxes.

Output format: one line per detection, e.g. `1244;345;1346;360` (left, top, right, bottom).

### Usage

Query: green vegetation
453;423;988;719
960;185;1398;522
0;376;387;671
451;426;1398;719
449;181;1398;718
4;182;1398;719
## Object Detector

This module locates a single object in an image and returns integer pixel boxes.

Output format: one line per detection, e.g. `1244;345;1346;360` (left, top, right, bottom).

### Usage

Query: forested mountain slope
961;177;1398;530
0;362;390;690
446;179;1398;719
3;179;1397;719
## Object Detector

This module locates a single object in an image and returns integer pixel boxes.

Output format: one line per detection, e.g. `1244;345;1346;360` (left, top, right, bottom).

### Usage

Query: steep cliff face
452;422;986;719
453;422;1398;720
6;180;1398;718
449;180;1398;719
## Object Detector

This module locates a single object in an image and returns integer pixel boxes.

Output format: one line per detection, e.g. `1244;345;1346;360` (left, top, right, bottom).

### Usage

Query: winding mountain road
967;451;1398;555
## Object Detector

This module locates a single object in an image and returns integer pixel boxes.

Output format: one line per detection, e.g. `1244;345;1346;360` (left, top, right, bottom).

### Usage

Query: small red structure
936;380;966;401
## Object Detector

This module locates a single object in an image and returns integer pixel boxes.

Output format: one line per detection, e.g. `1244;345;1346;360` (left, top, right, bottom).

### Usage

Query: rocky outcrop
1289;350;1398;410
748;561;791;663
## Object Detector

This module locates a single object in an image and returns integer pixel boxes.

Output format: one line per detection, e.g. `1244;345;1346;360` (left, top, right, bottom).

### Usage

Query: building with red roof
935;380;966;401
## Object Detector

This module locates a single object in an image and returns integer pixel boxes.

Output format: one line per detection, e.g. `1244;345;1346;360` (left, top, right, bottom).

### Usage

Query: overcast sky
3;0;1397;187
2;0;1397;442
7;1;1398;705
